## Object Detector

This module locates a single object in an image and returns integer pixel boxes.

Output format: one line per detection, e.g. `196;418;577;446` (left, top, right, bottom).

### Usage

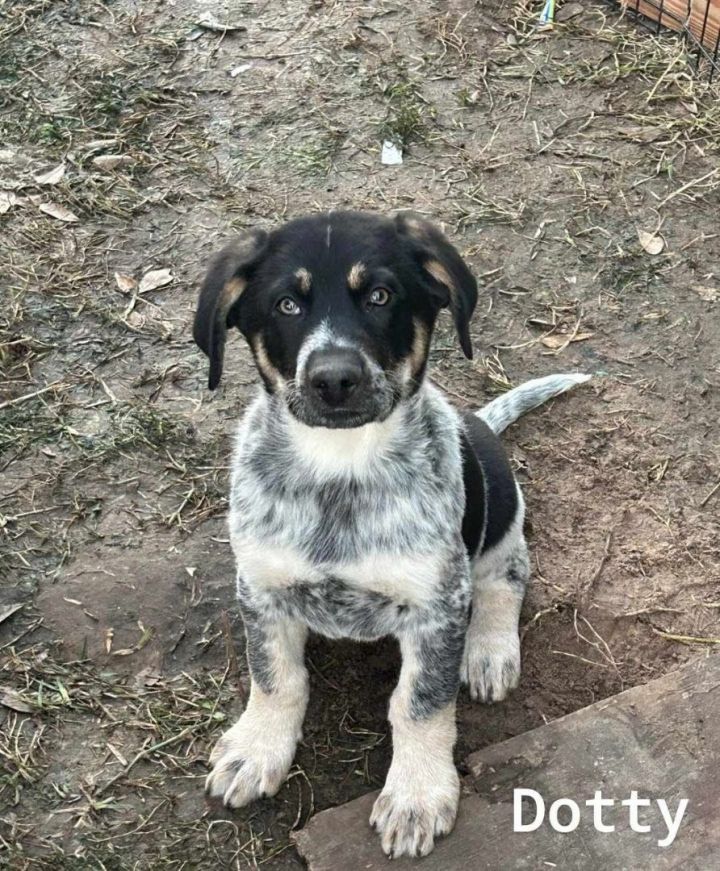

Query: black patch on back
460;430;486;557
460;411;519;555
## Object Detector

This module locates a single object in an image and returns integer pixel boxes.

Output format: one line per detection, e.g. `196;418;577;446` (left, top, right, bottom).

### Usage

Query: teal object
539;0;555;24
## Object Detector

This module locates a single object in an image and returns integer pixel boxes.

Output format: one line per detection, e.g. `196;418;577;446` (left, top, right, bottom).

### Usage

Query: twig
656;167;720;209
0;382;63;411
700;478;720;508
552;650;612;669
220;610;245;703
581;525;617;607
95;726;195;797
619;606;682;618
651;628;720;646
520;604;561;640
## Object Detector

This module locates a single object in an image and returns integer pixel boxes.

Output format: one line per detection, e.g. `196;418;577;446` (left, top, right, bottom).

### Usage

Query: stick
657;168;720;209
0;382;63;411
220;610;245;703
652;628;720;646
95;726;194;797
700;478;720;508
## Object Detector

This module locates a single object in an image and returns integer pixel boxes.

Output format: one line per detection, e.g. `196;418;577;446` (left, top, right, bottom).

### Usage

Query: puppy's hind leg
461;523;529;704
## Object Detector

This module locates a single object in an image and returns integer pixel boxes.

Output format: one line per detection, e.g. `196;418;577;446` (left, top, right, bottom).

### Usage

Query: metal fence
613;1;720;81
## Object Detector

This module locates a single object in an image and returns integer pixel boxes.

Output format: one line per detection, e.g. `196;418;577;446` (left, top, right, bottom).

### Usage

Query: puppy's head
194;211;477;428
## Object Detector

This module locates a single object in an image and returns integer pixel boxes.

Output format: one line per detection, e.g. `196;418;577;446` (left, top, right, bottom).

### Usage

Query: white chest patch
231;534;324;590
285;406;403;479
337;552;443;607
232;531;443;608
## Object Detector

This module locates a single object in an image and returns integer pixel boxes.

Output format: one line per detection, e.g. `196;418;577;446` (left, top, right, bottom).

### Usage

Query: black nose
307;349;366;407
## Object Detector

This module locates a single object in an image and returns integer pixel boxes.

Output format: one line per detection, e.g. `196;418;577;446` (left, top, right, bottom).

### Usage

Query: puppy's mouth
287;397;385;429
285;381;398;429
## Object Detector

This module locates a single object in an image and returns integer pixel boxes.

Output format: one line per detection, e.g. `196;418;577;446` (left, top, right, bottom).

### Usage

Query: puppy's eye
367;287;390;307
277;297;302;316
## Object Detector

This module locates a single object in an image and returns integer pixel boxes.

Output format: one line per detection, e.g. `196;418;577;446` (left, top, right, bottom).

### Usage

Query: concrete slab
293;654;720;870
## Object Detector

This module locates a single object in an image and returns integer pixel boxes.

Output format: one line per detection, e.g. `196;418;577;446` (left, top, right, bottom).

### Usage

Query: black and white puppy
193;211;588;858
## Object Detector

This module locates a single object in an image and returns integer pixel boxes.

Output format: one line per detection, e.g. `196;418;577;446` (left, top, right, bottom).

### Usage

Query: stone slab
293;654;720;870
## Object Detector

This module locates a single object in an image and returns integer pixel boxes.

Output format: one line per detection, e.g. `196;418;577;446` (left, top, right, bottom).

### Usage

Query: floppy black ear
193;230;268;389
395;212;478;359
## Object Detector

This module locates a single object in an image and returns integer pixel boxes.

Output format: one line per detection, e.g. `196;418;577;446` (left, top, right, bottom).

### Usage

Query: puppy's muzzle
306;348;369;409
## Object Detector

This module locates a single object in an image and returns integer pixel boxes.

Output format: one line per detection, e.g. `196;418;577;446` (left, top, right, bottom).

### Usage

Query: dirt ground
1;0;719;867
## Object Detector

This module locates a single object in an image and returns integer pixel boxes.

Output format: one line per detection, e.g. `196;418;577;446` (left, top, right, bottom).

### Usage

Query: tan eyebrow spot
294;268;312;294
347;262;367;291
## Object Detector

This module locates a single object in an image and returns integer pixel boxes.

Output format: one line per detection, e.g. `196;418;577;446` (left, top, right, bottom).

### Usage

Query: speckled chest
227;391;470;639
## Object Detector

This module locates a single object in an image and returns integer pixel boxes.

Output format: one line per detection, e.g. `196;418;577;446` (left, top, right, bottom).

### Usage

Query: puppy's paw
461;631;520;703
205;715;299;808
370;764;459;858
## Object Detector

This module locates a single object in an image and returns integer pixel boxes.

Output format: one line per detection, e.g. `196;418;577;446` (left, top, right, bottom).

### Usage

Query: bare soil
1;1;719;868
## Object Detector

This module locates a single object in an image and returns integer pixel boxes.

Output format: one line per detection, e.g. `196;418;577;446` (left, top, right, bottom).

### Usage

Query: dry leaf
85;138;121;153
638;229;664;256
39;202;79;223
114;272;137;293
138;268;173;293
105;627;114;654
0;603;23;625
93;154;133;171
15;194;43;207
0;687;36;714
112;622;154;657
106;742;129;766
126;310;146;329
125;307;174;336
133;667;163;689
694;285;719;302
0;191;17;214
541;331;594;350
135;620;154;651
196;13;247;32
35;163;66;185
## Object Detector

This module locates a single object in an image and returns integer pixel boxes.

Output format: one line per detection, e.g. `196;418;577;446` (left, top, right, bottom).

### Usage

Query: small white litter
381;140;403;166
0;192;17;214
230;63;253;77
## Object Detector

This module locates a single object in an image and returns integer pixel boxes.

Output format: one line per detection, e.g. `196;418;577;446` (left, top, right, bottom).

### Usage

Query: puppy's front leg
371;603;468;858
206;585;308;808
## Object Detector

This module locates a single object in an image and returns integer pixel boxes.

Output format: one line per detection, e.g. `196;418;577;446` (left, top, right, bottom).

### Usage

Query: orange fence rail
621;0;719;49
618;0;720;78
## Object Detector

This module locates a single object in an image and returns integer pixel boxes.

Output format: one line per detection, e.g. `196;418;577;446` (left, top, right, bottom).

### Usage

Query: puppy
193;211;588;858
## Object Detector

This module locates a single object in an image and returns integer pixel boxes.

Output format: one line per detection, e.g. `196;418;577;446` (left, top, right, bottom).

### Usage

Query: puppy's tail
478;373;591;435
